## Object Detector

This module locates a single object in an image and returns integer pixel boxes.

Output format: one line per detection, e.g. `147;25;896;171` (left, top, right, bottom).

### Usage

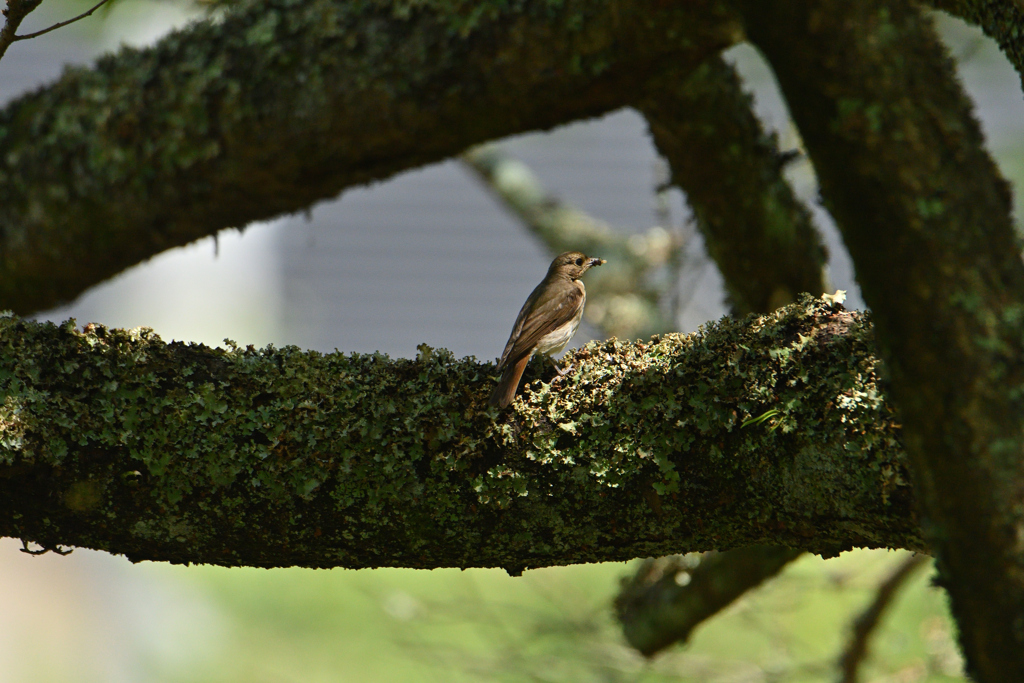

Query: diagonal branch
12;0;110;42
636;57;828;316
616;546;804;657
838;553;930;683
0;296;921;571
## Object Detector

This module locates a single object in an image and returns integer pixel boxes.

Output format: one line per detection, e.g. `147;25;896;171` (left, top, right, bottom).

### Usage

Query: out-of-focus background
1;2;1021;681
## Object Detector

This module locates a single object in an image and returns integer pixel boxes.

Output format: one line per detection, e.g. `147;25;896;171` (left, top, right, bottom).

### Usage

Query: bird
489;251;605;409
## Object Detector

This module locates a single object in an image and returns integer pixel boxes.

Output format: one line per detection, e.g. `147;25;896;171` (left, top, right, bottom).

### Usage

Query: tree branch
837;553;930;683
12;0;110;42
0;0;740;315
616;546;804;657
739;1;1024;679
0;296;921;570
461;146;677;339
637;57;828;316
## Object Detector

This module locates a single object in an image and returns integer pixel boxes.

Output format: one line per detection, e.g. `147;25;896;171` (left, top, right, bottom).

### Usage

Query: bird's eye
575;258;583;266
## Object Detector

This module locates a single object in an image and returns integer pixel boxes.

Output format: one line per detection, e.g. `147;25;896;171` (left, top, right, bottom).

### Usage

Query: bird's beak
589;258;606;267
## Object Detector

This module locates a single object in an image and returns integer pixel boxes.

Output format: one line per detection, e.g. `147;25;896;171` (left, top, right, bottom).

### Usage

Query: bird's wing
496;280;584;370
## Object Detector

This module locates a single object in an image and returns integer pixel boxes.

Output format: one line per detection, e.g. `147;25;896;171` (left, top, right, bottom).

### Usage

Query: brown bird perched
489;251;605;409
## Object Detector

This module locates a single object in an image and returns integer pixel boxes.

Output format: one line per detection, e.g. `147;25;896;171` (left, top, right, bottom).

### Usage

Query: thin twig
837;553;929;683
13;0;110;41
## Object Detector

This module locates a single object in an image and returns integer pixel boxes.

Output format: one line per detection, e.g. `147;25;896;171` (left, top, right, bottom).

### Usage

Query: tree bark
740;1;1024;679
0;297;920;571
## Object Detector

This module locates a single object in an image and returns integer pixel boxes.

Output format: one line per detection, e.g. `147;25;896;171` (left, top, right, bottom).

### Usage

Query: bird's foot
549;358;572;376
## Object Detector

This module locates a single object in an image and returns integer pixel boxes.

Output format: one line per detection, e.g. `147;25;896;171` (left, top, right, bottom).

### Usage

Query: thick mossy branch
637;58;827;316
0;296;919;570
0;0;739;315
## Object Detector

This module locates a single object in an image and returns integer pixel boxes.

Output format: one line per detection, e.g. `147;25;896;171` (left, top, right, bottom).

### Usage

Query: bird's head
548;251;605;280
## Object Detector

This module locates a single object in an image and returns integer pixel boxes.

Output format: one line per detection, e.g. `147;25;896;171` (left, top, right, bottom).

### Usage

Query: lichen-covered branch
740;1;1024;679
615;546;804;657
0;0;739;315
637;57;827;316
462;146;677;339
0;296;919;570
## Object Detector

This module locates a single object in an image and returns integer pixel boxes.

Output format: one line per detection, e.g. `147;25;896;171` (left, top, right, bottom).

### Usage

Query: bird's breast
535;284;586;357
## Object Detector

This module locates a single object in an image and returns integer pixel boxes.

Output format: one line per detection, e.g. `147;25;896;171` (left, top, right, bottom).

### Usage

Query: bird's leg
546;355;571;376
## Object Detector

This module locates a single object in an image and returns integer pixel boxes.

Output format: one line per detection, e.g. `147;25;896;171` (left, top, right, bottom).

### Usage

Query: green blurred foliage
137;549;962;682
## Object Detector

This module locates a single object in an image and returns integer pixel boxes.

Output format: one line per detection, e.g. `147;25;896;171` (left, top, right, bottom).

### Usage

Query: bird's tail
488;355;531;409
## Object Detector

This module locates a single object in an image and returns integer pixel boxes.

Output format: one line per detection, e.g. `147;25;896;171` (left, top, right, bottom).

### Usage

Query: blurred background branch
615;547;804;657
838;553;930;683
462;146;680;340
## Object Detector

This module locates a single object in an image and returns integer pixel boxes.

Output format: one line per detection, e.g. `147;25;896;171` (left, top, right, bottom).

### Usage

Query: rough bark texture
0;296;919;570
739;2;1024;679
638;58;828;316
0;0;739;315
